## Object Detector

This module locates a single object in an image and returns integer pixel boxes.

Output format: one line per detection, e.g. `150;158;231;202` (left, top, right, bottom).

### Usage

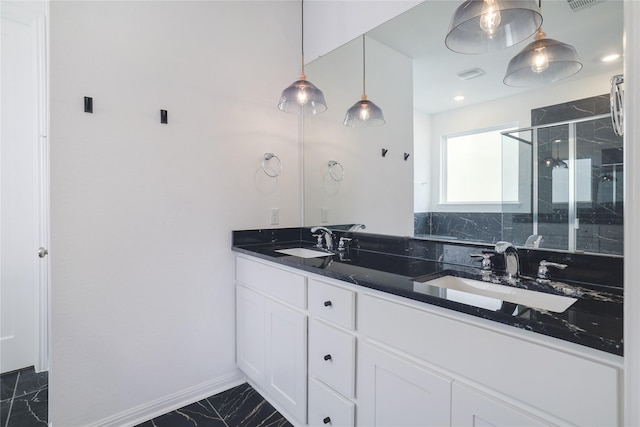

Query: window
442;125;518;204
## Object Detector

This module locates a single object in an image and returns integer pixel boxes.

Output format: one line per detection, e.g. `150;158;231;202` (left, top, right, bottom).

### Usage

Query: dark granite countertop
232;232;623;357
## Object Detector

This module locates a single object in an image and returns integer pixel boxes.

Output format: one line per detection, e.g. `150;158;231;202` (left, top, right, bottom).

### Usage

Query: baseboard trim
82;369;247;427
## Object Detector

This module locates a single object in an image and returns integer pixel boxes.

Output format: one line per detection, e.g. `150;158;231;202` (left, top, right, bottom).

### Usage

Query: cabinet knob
323;417;331;424
324;300;332;307
324;354;332;361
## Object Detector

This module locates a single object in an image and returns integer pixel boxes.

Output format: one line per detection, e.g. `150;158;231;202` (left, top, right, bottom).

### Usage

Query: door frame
34;8;50;373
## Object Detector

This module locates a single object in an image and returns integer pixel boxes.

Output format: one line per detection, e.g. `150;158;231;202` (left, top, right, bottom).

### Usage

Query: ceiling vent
457;68;486;80
566;0;599;12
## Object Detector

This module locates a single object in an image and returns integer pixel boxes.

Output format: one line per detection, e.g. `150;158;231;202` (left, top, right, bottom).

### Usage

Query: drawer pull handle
324;354;332;361
324;300;332;307
323;417;331;424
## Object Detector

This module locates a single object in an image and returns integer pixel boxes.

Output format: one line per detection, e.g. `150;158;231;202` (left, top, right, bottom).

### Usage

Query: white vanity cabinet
358;293;622;426
234;254;623;427
235;256;308;424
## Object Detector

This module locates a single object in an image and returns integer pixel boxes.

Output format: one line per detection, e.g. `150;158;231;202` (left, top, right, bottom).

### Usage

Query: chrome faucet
494;241;519;282
310;226;334;251
348;224;366;232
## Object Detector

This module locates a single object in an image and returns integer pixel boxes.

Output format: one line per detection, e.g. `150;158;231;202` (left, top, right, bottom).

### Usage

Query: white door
1;1;49;374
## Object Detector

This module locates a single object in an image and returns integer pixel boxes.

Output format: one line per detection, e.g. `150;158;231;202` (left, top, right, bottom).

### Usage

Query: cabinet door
265;298;308;424
452;383;551;427
358;343;452;427
236;285;265;383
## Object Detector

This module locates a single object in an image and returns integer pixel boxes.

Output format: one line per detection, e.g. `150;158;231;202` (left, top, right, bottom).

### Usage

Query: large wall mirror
303;0;623;255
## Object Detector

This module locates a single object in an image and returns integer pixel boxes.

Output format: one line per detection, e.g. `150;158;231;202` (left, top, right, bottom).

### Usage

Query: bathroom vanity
232;228;623;427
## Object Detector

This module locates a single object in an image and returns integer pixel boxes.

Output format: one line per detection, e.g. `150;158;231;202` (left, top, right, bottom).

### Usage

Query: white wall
424;70;623;212
49;1;300;425
304;36;414;236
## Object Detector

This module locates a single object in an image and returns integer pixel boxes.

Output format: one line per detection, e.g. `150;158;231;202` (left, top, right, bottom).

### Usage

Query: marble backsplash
232;227;623;289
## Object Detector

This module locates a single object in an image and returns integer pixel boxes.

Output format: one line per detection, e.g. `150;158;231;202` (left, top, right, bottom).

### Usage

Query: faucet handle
470;253;493;270
537;260;568;280
312;233;323;248
338;237;352;251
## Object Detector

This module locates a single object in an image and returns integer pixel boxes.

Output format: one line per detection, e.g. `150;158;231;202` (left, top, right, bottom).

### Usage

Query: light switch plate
270;208;280;225
321;207;329;223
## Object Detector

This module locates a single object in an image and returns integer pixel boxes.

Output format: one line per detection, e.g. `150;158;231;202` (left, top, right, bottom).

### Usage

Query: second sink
415;275;577;313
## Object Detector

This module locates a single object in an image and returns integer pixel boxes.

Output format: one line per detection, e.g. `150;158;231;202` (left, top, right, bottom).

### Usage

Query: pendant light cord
300;0;306;79
362;35;367;99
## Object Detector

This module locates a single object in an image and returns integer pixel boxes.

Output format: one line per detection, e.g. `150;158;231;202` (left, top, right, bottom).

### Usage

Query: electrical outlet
270;208;280;225
321;207;329;223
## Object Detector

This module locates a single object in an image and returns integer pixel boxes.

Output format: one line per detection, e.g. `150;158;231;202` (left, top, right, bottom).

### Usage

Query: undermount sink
415;275;577;313
275;247;334;259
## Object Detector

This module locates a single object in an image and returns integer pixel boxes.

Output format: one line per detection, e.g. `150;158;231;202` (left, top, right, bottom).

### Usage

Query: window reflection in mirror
442;125;517;204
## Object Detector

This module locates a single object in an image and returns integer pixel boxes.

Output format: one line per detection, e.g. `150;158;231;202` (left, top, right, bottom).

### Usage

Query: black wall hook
404;153;410;161
382;148;388;157
160;110;168;124
84;97;93;113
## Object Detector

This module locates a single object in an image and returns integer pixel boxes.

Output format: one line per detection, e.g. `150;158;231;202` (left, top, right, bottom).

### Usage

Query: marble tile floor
1;367;48;427
1;366;290;427
136;383;292;427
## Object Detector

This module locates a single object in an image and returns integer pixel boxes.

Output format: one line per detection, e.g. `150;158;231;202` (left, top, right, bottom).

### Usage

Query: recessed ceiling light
602;54;620;62
454;95;465;102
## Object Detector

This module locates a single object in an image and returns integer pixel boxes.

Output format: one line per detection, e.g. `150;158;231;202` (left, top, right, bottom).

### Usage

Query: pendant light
503;2;582;87
445;0;542;54
344;35;385;127
278;0;327;114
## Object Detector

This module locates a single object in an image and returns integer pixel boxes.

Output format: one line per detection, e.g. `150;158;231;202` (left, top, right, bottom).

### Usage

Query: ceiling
366;0;624;114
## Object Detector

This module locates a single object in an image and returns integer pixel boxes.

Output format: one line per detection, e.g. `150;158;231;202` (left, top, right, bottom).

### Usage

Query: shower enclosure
503;112;623;255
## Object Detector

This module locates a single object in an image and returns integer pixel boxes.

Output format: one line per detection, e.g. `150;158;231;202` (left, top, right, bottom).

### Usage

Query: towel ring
328;160;344;182
262;153;282;177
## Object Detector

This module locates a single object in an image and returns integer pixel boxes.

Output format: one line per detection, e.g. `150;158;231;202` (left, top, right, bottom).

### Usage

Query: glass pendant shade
445;0;542;54
278;76;327;114
344;35;385;128
278;0;327;115
344;97;385;127
503;30;582;87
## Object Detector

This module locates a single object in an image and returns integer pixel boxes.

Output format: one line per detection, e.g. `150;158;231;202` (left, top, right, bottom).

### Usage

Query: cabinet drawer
309;319;355;398
309;278;355;330
236;256;306;308
309;378;355;427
